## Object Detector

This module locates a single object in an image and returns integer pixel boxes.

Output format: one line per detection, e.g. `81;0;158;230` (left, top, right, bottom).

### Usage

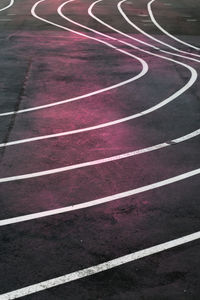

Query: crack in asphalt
0;58;33;160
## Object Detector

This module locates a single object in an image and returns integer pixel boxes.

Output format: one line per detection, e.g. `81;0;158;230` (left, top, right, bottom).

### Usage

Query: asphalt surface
0;0;200;299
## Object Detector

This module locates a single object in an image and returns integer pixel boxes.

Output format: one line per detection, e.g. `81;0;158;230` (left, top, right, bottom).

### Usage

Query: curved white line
89;0;200;62
148;0;200;52
0;129;199;183
1;0;199;117
59;0;159;50
0;168;200;226
0;0;197;147
0;0;148;117
61;0;200;64
0;75;146;117
0;0;197;189
0;70;197;147
0;0;14;12
0;68;196;147
1;231;200;298
118;0;200;60
0;3;198;297
0;2;197;182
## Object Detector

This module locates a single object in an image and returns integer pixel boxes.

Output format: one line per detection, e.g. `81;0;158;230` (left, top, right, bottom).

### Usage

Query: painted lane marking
0;76;145;116
0;73;197;148
118;0;200;59
0;0;197;209
89;0;200;63
0;0;197;198
0;231;200;298
1;0;199;118
117;1;200;64
0;168;200;226
57;0;158;50
0;1;148;117
0;0;197;148
148;0;200;52
0;129;199;183
0;0;14;12
0;2;199;297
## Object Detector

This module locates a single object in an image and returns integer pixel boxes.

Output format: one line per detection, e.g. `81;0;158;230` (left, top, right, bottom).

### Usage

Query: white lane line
0;168;200;226
0;0;14;12
1;0;198;118
0;129;199;183
88;0;199;66
1;231;200;299
148;0;200;52
0;2;198;298
0;70;196;147
0;18;11;21
0;1;148;117
117;0;200;63
0;76;145;116
89;0;200;63
57;0;158;50
0;0;197;147
118;0;200;60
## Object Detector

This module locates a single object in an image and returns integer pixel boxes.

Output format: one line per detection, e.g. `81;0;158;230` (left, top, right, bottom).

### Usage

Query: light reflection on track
0;0;199;298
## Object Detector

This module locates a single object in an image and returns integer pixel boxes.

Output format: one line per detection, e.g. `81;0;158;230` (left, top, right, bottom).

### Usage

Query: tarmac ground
0;0;200;299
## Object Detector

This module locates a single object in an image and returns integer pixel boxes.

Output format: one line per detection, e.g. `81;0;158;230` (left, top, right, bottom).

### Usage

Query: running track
0;0;199;299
